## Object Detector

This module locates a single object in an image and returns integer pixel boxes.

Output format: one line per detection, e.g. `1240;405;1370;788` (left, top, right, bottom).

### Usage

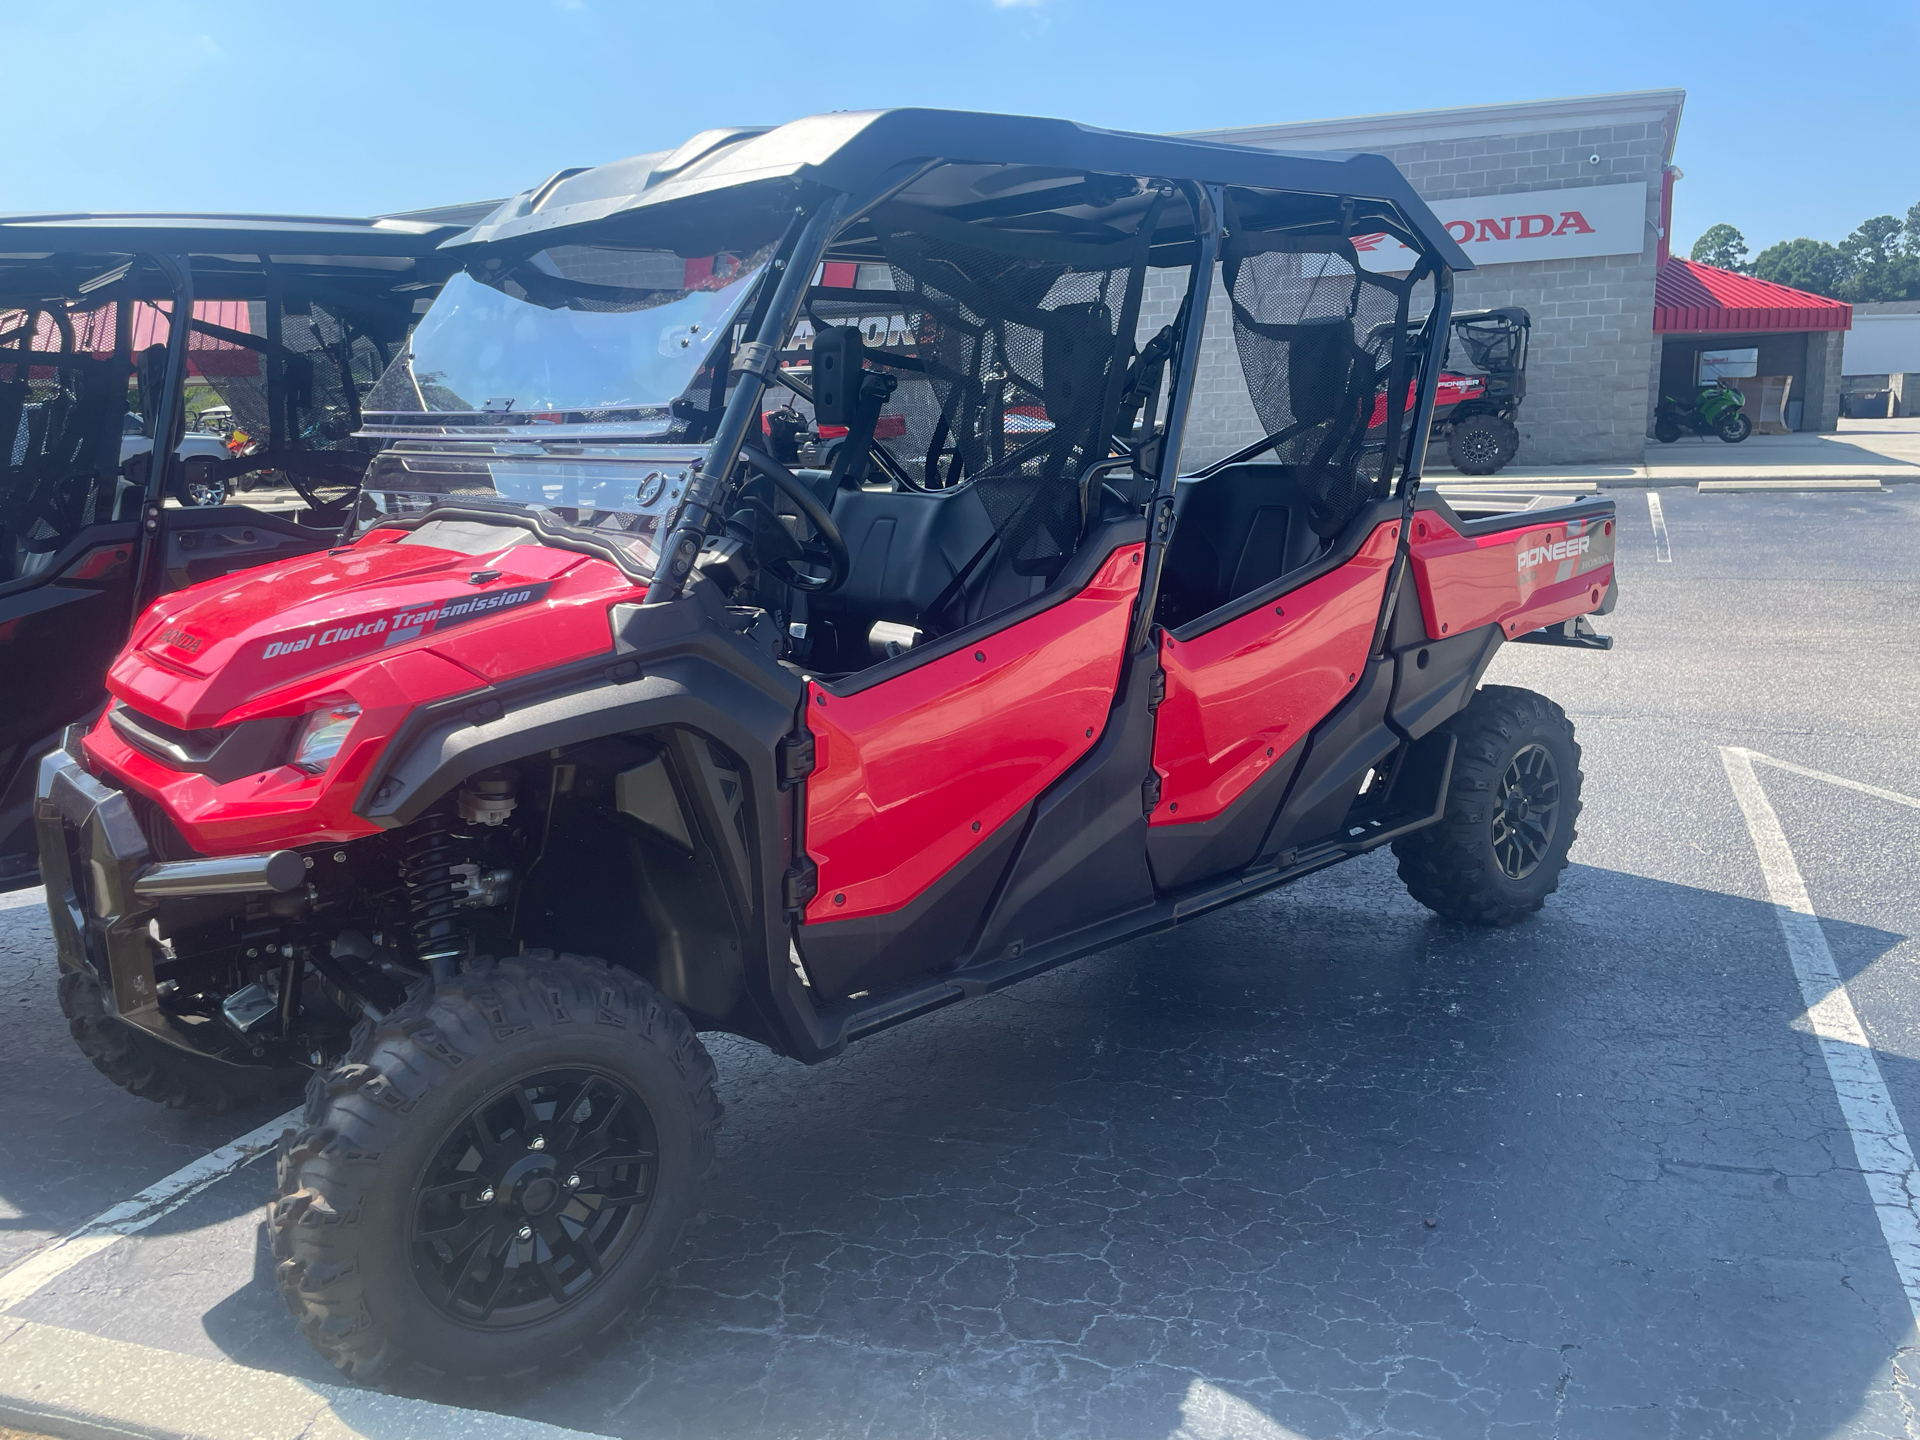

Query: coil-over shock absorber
400;807;466;979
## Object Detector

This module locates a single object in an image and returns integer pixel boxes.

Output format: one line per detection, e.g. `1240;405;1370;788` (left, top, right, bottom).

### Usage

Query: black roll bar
644;196;848;606
1128;181;1221;655
126;254;193;626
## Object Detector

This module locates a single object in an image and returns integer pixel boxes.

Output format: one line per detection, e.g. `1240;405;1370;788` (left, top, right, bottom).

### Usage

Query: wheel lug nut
529;1135;546;1151
567;1173;580;1189
517;1224;533;1241
478;1187;495;1203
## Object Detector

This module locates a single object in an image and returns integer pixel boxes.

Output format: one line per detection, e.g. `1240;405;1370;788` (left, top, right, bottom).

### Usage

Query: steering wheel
738;445;851;593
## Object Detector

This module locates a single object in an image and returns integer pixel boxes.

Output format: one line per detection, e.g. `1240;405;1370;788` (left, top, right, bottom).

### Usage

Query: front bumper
34;729;252;1060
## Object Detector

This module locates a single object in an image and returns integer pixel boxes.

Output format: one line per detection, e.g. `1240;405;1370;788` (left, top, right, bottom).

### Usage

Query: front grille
123;788;197;862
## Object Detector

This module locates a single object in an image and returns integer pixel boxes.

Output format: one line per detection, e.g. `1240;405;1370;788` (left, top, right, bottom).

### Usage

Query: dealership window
1698;347;1759;383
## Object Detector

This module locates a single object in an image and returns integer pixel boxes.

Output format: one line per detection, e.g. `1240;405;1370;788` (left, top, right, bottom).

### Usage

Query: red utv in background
36;112;1615;1383
1368;305;1530;475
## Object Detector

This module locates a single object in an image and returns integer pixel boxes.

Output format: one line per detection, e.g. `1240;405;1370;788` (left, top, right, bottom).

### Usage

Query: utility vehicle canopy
0;210;474;545
444;110;1472;271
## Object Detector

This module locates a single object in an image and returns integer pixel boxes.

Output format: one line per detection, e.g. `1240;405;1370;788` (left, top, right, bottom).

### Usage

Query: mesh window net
0;303;134;582
1221;232;1422;537
805;204;1149;578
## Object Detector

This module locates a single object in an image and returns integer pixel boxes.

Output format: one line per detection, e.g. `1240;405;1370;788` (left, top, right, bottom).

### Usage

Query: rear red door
1149;521;1399;825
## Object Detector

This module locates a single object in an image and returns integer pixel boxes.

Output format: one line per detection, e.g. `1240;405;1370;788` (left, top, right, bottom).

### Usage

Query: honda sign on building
1354;182;1648;271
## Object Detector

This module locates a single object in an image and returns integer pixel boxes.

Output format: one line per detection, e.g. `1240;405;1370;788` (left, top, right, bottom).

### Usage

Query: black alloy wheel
1392;684;1584;926
1491;742;1560;880
1446;413;1519;476
411;1068;657;1327
272;951;722;1383
1718;411;1753;443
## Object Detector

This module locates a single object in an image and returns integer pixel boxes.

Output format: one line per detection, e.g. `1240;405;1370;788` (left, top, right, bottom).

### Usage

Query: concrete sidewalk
1429;417;1920;488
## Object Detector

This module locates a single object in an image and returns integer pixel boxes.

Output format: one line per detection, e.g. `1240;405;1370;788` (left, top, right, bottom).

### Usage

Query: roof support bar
1129;182;1221;655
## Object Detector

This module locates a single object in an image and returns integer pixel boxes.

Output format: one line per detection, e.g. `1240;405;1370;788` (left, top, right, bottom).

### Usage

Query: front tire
1446;413;1519;475
270;951;721;1385
1391;684;1583;926
1718;412;1753;443
58;967;301;1114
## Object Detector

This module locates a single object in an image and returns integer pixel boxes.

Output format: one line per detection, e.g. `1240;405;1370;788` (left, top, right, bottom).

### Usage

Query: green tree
1751;237;1852;297
1838;210;1920;302
1690;223;1749;271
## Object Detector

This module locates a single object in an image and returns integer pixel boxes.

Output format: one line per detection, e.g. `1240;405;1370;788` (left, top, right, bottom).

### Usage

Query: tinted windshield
362;245;769;425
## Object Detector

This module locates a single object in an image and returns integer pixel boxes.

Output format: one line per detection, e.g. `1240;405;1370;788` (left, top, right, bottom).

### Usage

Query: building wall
1177;94;1683;469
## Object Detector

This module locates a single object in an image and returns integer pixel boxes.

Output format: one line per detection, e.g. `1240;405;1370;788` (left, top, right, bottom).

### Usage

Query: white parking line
1647;490;1671;562
1722;746;1920;1331
0;885;45;912
1734;748;1920;812
0;1106;300;1312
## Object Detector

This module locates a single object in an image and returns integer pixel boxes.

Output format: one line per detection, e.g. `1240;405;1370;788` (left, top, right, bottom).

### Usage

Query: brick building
1166;91;1689;469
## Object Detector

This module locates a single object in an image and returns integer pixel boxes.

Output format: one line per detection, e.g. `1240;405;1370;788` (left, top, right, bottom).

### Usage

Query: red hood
111;532;640;728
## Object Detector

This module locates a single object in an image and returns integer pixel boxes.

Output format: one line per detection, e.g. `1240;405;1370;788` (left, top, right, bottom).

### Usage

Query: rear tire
1718;412;1752;443
1391;684;1582;926
270;951;722;1385
1654;416;1681;443
58;968;301;1114
1446;413;1519;475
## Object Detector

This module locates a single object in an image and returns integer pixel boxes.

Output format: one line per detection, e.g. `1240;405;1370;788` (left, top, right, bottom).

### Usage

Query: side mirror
811;324;865;426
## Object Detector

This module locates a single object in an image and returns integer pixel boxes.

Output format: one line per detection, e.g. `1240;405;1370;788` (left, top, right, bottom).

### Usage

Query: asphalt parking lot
3;483;1918;1440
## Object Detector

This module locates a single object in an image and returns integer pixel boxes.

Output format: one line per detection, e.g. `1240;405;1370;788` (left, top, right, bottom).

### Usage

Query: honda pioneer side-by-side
35;111;1617;1383
0;211;474;889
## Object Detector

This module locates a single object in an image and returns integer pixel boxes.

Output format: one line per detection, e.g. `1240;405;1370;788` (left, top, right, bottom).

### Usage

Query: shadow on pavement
273;857;1916;1440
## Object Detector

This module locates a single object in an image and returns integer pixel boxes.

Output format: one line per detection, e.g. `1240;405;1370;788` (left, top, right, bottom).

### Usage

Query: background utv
35;109;1616;1383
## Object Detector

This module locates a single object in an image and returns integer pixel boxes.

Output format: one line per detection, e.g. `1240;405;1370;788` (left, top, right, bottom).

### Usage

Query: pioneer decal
1516;534;1590;572
253;583;554;668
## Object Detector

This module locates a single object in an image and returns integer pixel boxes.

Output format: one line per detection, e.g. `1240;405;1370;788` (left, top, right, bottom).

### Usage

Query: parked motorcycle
1655;380;1753;444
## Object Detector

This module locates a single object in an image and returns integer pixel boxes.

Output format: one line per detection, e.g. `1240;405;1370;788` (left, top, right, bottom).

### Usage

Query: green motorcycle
1655;379;1753;443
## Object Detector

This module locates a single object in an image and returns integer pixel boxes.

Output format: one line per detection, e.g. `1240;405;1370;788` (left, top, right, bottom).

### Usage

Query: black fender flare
353;597;834;1057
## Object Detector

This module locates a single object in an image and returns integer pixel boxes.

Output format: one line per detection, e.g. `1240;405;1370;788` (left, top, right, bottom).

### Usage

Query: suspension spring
400;808;466;970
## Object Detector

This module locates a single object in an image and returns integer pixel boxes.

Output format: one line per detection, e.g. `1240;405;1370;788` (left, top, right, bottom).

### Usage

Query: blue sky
3;0;1914;256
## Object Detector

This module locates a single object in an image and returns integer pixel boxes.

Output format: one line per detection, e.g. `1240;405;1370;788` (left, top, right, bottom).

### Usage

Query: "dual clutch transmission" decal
249;582;554;673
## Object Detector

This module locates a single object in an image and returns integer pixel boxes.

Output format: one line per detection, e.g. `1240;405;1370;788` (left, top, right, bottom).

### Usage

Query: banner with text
1356;182;1647;272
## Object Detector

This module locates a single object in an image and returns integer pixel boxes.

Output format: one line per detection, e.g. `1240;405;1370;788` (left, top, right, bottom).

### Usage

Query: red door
803;542;1144;922
1150;521;1399;825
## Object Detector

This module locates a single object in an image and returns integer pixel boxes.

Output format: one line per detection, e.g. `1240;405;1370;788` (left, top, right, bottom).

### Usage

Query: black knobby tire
58;967;302;1114
1446;413;1519;476
1653;415;1682;444
270;951;722;1384
1718;412;1753;443
1391;684;1583;926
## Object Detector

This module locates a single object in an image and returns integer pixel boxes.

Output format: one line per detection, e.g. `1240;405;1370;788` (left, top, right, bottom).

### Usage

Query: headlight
291;703;361;774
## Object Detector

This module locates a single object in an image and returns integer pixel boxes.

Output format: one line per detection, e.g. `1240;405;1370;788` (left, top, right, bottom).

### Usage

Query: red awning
131;300;260;378
1654;257;1852;335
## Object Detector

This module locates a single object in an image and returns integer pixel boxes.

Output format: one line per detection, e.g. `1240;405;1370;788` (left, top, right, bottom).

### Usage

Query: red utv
35;111;1616;1383
1367;305;1530;475
0;212;469;890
